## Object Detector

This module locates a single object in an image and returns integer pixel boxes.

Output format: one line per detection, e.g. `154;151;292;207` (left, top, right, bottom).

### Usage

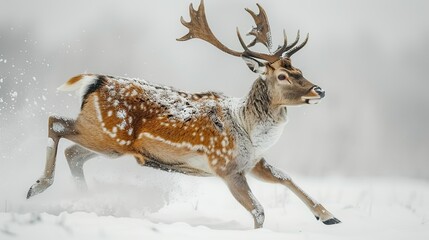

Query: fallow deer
27;1;340;228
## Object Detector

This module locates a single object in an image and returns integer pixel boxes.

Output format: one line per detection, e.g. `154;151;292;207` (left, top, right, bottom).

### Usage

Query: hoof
26;178;53;199
26;187;34;199
323;217;341;225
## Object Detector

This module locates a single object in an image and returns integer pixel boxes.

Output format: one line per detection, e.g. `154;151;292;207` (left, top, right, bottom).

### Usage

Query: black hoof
323;217;341;225
26;188;33;199
315;216;320;220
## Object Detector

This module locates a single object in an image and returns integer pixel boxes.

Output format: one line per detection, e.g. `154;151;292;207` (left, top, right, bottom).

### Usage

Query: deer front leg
27;116;78;199
251;158;341;225
222;172;265;229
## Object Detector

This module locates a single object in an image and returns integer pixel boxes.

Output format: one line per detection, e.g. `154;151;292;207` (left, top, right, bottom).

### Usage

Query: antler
177;0;241;57
273;30;309;58
236;29;281;63
245;4;272;50
177;0;309;62
284;33;309;57
243;4;309;58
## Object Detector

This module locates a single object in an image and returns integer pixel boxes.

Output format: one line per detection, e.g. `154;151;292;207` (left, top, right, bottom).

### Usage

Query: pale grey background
1;0;428;186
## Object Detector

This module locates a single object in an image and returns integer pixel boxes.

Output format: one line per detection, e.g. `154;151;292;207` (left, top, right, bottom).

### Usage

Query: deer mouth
302;96;322;104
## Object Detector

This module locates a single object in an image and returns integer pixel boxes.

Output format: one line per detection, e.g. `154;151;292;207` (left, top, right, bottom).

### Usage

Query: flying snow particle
10;91;18;100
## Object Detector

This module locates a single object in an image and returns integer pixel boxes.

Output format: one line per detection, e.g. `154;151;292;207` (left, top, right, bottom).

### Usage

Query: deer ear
241;55;267;75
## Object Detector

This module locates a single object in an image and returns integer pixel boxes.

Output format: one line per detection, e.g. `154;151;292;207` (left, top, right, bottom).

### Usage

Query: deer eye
277;74;287;81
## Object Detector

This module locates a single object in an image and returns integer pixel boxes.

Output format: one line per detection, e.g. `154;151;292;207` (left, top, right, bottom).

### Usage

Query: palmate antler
177;1;242;57
177;0;309;62
245;4;272;50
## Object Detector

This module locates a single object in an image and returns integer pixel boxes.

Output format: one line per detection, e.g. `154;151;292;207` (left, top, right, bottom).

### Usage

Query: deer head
177;0;325;105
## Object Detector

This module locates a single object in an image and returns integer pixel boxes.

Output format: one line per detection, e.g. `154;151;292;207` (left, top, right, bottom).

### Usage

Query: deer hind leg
65;144;97;190
222;173;265;229
27;116;78;199
251;158;341;225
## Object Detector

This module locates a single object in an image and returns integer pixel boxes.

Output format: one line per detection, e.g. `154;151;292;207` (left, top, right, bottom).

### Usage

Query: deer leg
65;144;97;190
251;158;341;225
222;173;265;229
27;116;78;199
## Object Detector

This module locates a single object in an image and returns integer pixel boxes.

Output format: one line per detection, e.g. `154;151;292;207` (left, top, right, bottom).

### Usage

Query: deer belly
139;137;215;176
142;153;214;176
183;155;214;174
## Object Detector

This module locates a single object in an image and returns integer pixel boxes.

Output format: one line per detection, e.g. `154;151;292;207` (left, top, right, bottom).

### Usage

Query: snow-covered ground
1;170;428;239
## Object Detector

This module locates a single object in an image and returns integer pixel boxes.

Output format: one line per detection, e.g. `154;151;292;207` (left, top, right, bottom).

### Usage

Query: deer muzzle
302;85;325;104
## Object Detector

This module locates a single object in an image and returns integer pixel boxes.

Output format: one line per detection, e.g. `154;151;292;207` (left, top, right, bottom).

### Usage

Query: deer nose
313;86;325;98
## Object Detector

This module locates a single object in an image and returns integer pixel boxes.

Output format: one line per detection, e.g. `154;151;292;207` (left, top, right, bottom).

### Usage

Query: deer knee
48;115;77;138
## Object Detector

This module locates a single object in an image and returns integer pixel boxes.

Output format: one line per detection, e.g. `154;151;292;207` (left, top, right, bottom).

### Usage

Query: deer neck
240;78;287;134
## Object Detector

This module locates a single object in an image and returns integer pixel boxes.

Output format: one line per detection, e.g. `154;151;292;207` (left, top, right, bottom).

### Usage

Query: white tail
57;74;99;97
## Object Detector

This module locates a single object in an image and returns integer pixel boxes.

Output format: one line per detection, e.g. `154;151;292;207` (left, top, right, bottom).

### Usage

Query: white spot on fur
221;138;229;147
116;109;127;119
93;95;103;123
118;120;127;130
141;132;209;153
93;95;118;139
